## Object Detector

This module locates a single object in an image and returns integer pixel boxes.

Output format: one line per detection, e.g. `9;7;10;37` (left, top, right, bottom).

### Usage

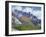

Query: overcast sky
12;6;41;19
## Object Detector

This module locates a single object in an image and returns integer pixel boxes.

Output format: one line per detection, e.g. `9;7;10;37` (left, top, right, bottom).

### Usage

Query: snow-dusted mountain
12;10;41;25
12;6;41;25
12;6;41;20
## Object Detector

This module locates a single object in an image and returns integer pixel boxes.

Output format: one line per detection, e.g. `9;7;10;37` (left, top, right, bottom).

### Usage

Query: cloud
22;7;32;13
32;10;41;19
12;6;22;12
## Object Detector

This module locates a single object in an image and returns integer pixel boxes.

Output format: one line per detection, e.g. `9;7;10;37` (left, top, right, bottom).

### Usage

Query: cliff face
12;15;22;26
